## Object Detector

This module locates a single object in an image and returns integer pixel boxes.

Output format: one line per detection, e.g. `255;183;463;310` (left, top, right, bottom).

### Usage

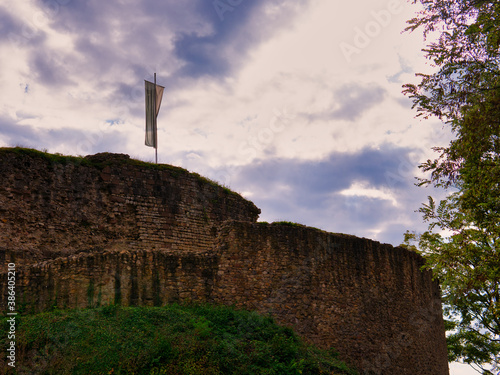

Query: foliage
272;221;327;232
403;0;500;373
0;146;90;166
0;304;357;375
273;221;307;228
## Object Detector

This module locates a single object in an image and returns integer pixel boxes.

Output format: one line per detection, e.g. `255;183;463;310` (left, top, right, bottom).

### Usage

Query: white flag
145;80;164;148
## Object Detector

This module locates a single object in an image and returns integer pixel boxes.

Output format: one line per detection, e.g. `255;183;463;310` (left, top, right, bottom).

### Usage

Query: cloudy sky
0;0;478;372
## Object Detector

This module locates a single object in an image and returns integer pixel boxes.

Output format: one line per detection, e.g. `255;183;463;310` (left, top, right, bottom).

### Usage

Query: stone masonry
0;148;449;374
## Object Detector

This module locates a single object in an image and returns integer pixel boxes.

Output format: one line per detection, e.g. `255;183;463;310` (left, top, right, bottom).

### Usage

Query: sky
0;0;477;373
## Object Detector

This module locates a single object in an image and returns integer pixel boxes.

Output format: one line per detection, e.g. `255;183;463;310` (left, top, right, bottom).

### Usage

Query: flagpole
154;72;158;164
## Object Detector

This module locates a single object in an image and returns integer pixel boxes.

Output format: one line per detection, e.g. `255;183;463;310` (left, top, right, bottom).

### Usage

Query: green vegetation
0;304;357;375
0;146;193;176
273;221;307;228
403;1;500;372
271;221;343;236
0;146;90;166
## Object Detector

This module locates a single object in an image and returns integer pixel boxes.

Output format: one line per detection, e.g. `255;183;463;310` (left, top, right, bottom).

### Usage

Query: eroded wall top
0;148;260;272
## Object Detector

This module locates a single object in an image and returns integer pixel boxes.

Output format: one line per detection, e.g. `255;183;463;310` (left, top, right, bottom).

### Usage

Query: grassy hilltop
1;304;357;375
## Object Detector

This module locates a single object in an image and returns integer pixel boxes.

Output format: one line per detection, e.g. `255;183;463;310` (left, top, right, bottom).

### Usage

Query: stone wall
0;148;449;374
212;221;449;374
0;149;259;273
10;249;217;311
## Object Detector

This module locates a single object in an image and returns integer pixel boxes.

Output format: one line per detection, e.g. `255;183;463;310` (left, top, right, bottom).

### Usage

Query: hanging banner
145;80;164;148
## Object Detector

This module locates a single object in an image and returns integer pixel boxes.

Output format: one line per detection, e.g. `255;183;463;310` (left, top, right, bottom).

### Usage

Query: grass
272;221;307;228
269;222;354;238
0;304;357;375
0;146;90;166
272;221;326;232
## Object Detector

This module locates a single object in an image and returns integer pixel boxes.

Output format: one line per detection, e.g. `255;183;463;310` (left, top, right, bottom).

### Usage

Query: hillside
0;304;357;375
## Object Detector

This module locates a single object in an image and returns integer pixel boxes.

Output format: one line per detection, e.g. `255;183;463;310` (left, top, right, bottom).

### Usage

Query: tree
402;0;500;373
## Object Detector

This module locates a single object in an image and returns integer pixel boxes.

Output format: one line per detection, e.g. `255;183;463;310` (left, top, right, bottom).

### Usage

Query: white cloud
340;180;399;206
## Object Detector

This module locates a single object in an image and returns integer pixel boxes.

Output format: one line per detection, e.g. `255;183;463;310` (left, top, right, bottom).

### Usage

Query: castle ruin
0;149;449;374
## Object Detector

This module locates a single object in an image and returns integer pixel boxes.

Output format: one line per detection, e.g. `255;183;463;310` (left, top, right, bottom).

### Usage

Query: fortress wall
8;250;217;313
0;149;449;374
0;150;259;273
212;221;449;375
3;219;449;374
